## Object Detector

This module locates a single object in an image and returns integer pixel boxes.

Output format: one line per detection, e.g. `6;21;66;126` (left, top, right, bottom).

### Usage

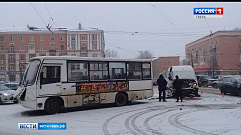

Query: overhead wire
105;41;139;56
30;3;47;26
150;3;192;41
44;2;59;28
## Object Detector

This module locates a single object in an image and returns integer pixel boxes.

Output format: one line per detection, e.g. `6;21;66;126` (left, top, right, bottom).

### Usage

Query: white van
163;65;199;97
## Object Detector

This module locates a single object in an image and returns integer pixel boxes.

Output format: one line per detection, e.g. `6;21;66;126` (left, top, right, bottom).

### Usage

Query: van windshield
22;59;41;86
173;71;196;80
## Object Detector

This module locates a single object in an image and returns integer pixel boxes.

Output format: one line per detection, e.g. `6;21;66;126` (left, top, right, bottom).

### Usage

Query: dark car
196;75;217;87
212;76;229;89
219;76;241;96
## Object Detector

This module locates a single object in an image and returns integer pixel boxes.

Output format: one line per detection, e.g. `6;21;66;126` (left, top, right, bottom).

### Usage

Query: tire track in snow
143;108;177;135
102;105;164;135
168;109;218;135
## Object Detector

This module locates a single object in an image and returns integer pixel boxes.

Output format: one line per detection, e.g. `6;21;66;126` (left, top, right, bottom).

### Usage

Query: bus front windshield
22;59;41;86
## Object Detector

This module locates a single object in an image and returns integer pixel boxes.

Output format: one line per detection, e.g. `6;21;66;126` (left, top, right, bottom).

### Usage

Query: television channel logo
18;123;66;130
194;7;223;18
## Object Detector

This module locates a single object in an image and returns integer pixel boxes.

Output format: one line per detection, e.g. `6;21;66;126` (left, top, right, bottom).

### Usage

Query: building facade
0;28;105;82
185;31;241;77
152;56;180;79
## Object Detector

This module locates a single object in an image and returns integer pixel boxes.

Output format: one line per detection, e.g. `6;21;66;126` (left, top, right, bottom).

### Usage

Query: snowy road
1;87;241;135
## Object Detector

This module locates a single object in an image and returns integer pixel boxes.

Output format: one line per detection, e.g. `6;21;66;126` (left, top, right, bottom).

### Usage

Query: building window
0;36;4;41
92;54;97;57
30;36;34;41
41;45;44;50
29;45;35;50
20;46;24;51
10;46;14;53
240;53;241;62
0;55;4;60
21;55;24;60
71;36;75;41
82;54;86;57
10;55;14;61
92;41;97;50
0;46;4;51
10;36;14;41
51;36;55;41
10;65;14;71
51;45;55;50
20;36;24;41
61;45;65;50
81;44;86;51
40;36;44;41
60;36;64;41
92;35;97;40
0;66;4;71
72;45;76;50
81;36;86;40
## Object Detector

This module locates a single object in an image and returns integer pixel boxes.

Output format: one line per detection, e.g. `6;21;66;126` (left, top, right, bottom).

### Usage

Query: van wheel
45;98;62;115
115;93;127;106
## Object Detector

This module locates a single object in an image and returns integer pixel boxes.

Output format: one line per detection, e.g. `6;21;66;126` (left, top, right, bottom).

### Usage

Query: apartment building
152;56;180;78
185;30;241;77
0;27;105;82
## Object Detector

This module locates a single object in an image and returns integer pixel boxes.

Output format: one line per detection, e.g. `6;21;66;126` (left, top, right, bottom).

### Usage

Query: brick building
0;27;105;82
185;30;241;77
152;56;180;78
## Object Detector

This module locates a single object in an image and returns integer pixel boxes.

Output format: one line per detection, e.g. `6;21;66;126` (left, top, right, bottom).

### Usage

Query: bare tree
136;50;153;59
105;49;119;58
232;27;241;31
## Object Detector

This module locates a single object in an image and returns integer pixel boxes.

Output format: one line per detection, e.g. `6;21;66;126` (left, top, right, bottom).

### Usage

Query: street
1;86;241;135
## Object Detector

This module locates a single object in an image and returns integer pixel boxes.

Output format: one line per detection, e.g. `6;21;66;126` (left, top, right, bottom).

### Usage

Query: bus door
39;64;62;96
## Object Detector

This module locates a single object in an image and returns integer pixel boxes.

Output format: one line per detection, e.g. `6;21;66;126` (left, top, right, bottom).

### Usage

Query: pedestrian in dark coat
173;75;183;102
157;74;168;102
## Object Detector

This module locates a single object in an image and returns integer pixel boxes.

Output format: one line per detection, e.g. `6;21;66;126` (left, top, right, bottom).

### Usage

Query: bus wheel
115;93;127;106
45;98;62;115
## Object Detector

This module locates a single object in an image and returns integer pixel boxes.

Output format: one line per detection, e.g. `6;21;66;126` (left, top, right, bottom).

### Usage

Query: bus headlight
193;83;197;87
3;93;9;96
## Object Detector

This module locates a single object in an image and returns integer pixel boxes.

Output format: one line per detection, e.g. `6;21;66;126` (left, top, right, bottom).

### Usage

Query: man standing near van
157;74;167;102
173;75;183;102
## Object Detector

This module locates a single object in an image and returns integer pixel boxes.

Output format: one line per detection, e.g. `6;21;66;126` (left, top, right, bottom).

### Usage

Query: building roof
0;27;103;34
186;30;241;48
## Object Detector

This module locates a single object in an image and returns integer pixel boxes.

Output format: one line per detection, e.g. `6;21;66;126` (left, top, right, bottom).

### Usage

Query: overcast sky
0;2;241;59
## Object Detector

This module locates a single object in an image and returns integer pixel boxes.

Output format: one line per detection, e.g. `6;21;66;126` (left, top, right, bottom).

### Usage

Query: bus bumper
19;100;38;110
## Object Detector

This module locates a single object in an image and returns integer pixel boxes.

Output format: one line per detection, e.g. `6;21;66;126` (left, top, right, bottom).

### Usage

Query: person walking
157;74;168;102
173;75;183;102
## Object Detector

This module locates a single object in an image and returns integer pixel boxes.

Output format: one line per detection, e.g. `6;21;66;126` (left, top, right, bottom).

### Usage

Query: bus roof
30;56;152;62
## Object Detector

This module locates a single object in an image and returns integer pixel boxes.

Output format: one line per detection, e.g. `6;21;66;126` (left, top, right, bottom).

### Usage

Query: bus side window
41;66;60;85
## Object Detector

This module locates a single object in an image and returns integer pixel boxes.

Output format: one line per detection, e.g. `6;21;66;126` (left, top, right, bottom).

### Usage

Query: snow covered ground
1;87;241;135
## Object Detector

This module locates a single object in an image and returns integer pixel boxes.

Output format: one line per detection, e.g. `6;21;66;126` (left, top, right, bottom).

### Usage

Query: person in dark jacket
157;74;168;102
173;75;183;102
